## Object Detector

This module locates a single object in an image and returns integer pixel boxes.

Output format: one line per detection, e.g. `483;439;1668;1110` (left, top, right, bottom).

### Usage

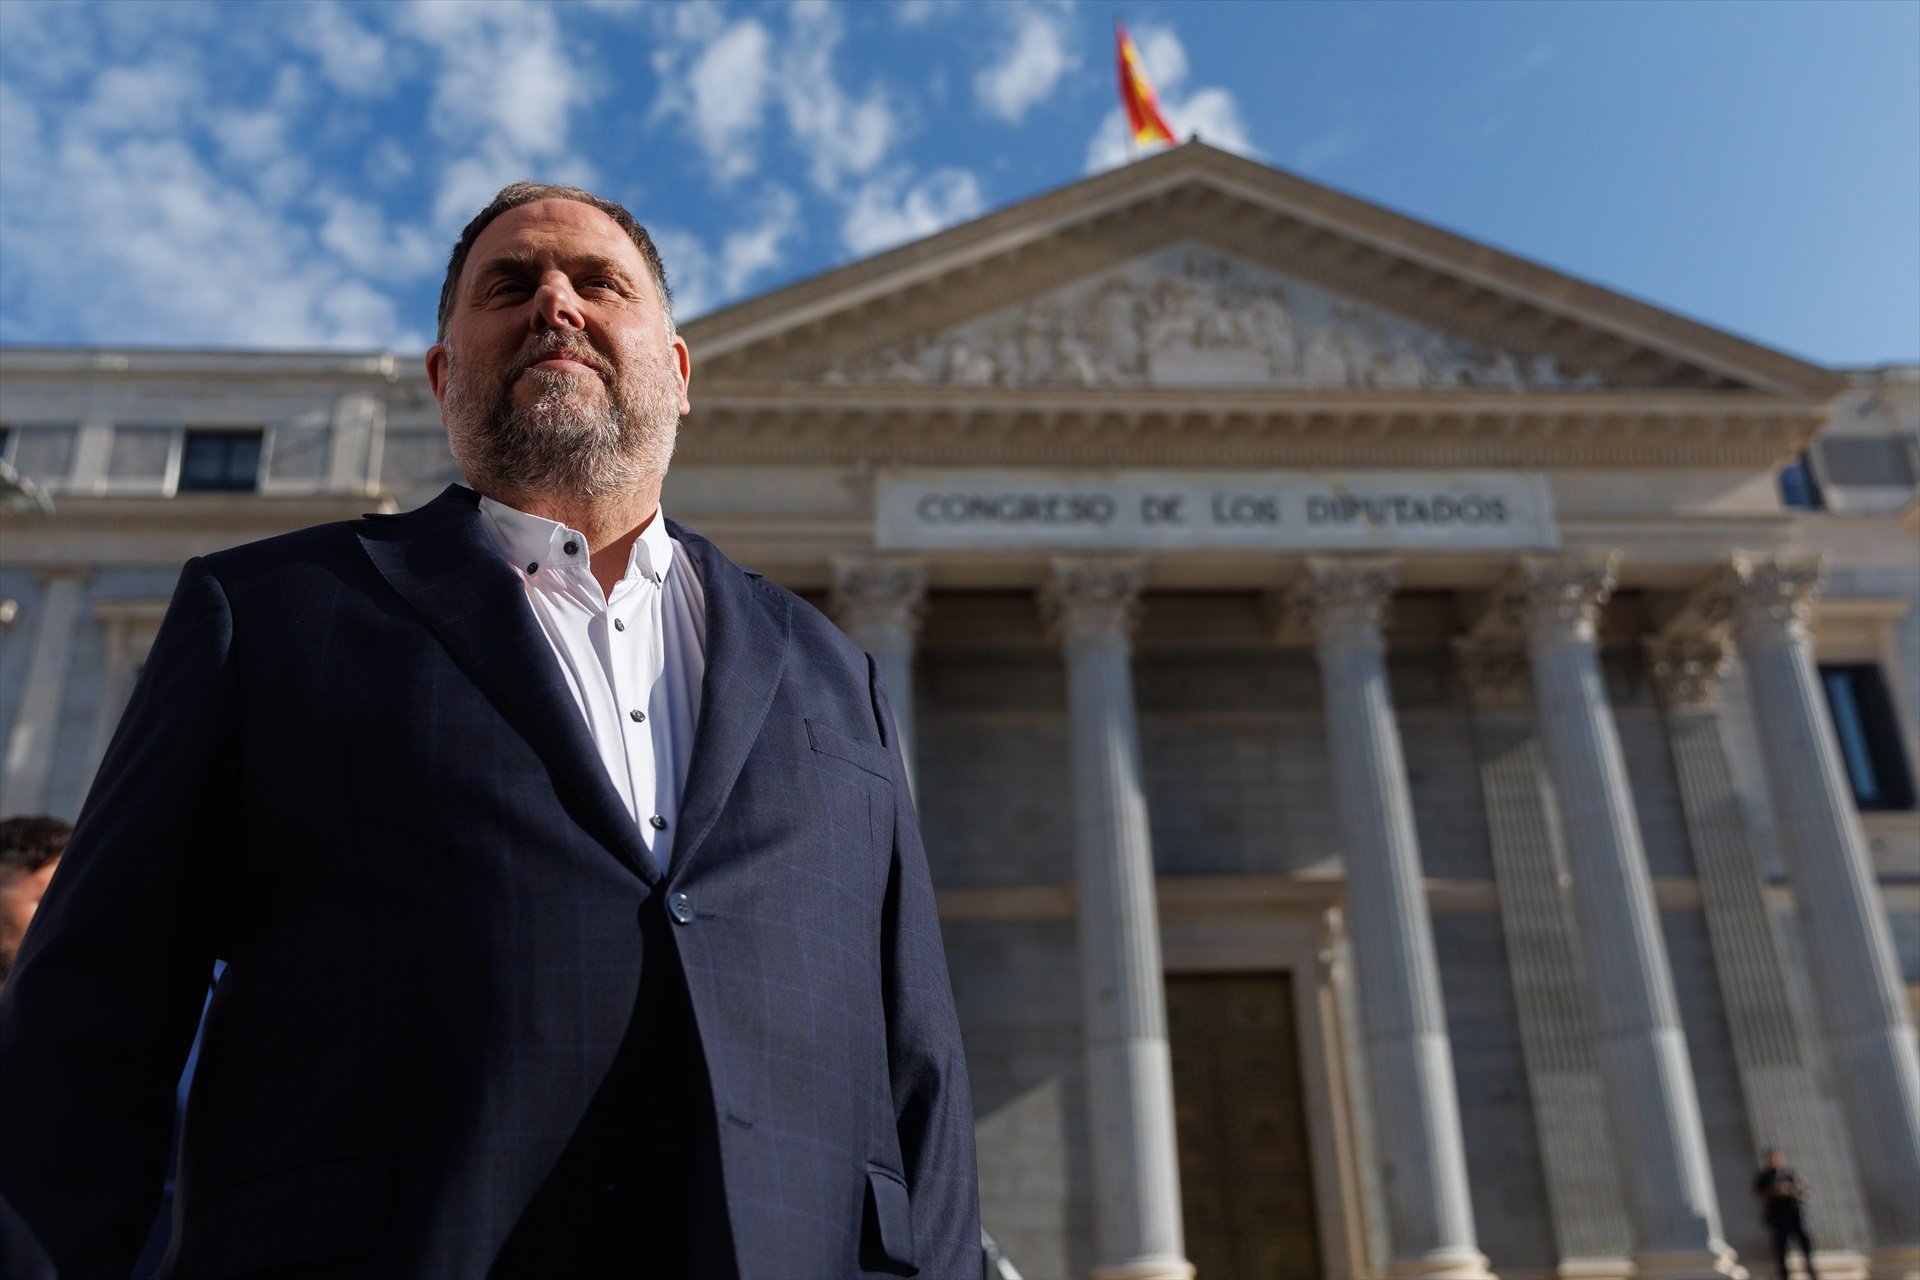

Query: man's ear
671;334;692;416
425;343;449;407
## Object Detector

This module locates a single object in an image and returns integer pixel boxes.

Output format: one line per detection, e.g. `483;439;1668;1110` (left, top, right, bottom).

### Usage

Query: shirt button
614;618;625;632
564;540;579;555
630;709;645;723
668;892;694;924
649;814;668;830
525;562;539;575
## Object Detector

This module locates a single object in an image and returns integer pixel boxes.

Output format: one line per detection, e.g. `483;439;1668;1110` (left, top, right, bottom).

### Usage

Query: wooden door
1167;971;1324;1279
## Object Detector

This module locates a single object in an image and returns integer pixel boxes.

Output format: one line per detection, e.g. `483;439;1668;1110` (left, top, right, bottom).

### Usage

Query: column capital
1505;553;1619;648
1642;632;1729;709
1041;558;1146;645
1726;553;1826;649
1292;556;1399;650
1452;636;1531;709
829;556;928;640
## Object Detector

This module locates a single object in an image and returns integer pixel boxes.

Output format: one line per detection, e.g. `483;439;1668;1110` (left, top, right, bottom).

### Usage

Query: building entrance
1168;971;1325;1279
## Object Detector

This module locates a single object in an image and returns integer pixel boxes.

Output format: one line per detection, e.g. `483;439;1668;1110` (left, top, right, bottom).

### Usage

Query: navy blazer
0;485;979;1278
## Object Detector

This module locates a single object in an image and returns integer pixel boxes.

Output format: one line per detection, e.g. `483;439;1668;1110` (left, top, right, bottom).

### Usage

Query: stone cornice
677;384;1823;467
0;346;409;384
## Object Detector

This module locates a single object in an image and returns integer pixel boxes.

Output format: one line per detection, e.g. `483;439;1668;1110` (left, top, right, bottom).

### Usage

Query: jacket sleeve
869;654;982;1278
0;557;242;1275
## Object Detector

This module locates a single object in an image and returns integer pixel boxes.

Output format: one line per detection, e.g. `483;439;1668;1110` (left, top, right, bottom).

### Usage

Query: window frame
175;427;267;495
1817;663;1917;812
1778;448;1826;511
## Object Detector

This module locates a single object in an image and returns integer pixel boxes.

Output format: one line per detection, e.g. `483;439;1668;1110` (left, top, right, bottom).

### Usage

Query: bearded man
0;183;979;1279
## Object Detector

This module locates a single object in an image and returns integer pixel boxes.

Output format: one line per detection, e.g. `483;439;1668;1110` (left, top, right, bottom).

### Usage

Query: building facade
3;145;1918;1280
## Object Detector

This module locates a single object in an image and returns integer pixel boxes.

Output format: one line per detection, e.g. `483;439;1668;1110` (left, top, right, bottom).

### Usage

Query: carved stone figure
820;242;1608;393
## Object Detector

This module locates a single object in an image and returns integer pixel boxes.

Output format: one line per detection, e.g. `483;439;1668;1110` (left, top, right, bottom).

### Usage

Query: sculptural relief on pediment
822;242;1608;391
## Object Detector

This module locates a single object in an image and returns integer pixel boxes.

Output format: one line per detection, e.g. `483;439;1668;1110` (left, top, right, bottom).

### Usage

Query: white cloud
1084;23;1256;172
0;31;433;350
777;3;895;194
683;18;774;181
75;62;200;137
647;3;895;197
1293;124;1352;173
318;194;441;278
403;0;598;228
974;5;1077;124
718;186;800;295
891;0;964;27
296;1;393;97
0;126;416;349
843;167;983;255
212;109;286;168
365;138;414;187
1167;88;1255;154
407;1;586;157
652;185;802;319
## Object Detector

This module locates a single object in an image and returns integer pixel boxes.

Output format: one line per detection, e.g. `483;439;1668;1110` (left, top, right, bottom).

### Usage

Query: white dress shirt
479;496;707;876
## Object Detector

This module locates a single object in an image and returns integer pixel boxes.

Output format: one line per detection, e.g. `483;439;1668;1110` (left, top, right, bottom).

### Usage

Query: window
1778;450;1823;510
178;430;263;493
1819;665;1915;810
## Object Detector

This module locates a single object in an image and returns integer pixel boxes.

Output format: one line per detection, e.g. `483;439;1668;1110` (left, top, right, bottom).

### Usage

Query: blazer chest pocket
802;720;891;853
805;719;894;782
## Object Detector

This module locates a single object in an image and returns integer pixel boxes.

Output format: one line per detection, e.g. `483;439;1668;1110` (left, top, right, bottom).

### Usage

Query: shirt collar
478;495;674;584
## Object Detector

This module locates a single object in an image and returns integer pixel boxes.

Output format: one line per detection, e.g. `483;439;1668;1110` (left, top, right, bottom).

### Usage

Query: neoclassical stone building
3;145;1918;1280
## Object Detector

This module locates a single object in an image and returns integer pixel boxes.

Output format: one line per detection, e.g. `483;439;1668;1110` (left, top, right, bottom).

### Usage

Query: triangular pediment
685;143;1837;399
817;241;1606;392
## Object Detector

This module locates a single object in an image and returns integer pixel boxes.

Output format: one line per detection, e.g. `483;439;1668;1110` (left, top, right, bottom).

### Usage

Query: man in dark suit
0;182;979;1278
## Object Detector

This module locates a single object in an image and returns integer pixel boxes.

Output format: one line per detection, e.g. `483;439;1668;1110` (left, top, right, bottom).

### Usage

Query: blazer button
668;892;694;925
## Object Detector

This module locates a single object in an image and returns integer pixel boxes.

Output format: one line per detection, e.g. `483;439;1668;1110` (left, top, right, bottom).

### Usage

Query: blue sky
0;0;1914;366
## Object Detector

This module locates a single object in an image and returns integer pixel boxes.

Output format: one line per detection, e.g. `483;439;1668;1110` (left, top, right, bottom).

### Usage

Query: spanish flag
1116;22;1177;147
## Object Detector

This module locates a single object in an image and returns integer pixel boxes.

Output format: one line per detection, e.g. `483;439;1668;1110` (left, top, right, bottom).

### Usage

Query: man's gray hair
436;181;673;341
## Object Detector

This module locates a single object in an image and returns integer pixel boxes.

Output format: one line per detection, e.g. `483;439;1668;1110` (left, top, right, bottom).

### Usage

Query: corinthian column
1725;555;1920;1274
830;557;928;789
1296;559;1491;1279
1040;559;1191;1280
1454;637;1634;1266
1644;623;1872;1256
1512;556;1738;1279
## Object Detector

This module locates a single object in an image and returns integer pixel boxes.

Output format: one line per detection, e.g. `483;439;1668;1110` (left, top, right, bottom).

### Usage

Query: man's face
0;860;58;980
426;199;692;502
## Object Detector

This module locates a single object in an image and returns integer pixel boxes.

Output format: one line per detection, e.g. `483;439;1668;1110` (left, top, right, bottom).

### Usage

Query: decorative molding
828;557;927;640
673;386;1822;470
1452;636;1532;709
1642;633;1729;709
1292;557;1399;650
1507;554;1619;648
1727;553;1826;650
821;245;1611;393
1039;557;1146;645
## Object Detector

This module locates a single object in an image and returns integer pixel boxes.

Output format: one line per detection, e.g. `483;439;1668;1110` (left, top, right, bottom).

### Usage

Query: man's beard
442;332;680;502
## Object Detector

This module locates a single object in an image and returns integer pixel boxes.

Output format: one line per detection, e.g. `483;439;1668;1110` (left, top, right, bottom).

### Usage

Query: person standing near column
1752;1149;1818;1280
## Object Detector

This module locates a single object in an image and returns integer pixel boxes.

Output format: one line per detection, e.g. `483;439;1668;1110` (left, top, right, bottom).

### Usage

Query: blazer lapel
667;520;790;877
356;487;655;882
